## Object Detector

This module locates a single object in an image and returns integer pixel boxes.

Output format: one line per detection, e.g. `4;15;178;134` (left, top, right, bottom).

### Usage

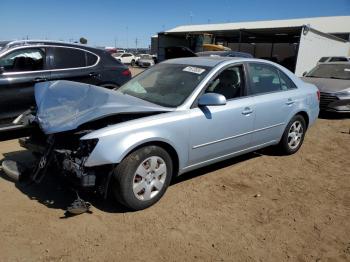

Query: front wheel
278;115;306;155
112;145;173;210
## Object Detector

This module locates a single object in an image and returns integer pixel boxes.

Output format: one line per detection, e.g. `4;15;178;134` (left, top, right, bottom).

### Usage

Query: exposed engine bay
4;109;163;214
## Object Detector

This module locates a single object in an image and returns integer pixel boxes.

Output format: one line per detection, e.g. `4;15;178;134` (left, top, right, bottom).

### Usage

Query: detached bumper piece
1;160;25;181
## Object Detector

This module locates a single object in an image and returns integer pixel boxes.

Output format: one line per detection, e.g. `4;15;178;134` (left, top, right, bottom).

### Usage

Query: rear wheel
131;60;136;67
278;115;306;155
112;145;173;210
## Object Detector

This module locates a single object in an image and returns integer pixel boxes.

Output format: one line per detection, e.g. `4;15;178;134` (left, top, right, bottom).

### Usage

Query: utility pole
126;26;129;50
135;38;138;53
190;12;193;24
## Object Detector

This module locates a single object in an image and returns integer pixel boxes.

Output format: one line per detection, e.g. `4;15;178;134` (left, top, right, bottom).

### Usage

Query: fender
82;111;191;169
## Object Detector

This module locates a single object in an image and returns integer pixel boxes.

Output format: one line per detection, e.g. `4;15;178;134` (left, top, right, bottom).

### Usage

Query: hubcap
287;120;304;150
132;156;167;201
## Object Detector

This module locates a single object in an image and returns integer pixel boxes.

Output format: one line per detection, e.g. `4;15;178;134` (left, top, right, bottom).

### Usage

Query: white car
317;56;350;64
112;52;136;65
136;54;155;68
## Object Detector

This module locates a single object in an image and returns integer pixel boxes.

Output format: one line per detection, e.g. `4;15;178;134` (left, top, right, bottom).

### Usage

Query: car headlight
336;88;350;97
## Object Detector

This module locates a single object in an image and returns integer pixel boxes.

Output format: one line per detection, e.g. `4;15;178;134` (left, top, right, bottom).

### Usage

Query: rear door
48;46;100;85
246;62;298;146
0;47;49;124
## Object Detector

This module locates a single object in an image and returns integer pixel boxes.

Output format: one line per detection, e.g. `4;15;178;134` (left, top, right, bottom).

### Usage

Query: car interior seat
213;70;241;99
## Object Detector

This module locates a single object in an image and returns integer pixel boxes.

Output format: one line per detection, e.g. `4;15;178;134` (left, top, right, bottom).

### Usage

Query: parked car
0;40;131;134
302;62;350;113
112;52;136;66
2;57;319;212
136;54;155;67
317;56;350;64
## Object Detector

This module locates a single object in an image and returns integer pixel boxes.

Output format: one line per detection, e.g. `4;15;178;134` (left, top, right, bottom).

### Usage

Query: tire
131;60;136;67
278;114;306;155
112;145;173;210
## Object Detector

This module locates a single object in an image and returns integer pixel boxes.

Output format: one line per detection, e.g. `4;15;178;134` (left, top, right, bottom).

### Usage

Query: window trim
0;45;100;76
191;62;250;108
245;62;297;97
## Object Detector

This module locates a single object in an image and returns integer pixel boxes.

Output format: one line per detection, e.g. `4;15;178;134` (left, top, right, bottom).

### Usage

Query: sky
1;0;349;48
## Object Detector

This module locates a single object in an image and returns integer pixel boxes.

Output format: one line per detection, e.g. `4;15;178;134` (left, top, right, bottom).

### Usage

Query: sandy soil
0;107;349;260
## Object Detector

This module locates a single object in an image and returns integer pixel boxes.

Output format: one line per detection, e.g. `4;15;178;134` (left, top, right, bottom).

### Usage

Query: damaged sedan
2;57;320;211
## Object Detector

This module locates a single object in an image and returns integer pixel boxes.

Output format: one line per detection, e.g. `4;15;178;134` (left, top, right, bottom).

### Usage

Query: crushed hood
35;80;172;134
301;77;350;93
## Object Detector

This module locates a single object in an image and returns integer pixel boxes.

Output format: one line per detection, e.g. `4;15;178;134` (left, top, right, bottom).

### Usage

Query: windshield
307;64;350;80
117;63;211;107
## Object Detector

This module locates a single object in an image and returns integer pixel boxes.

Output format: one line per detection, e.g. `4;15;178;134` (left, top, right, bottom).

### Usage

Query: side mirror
198;93;226;106
302;71;308;77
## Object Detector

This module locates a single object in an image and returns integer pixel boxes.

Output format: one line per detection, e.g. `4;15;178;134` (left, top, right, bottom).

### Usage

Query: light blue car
4;57;320;211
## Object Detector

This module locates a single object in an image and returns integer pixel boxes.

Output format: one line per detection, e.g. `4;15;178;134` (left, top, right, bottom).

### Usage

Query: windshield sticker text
183;66;206;75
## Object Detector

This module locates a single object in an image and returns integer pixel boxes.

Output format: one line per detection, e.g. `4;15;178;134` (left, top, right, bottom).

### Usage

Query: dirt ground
0;69;349;261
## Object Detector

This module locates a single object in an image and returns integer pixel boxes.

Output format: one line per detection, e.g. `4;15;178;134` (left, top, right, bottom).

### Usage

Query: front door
0;47;49;124
188;64;255;166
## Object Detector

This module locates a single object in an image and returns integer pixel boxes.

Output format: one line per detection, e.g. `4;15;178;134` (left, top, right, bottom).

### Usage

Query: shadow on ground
0;146;281;216
319;112;350;120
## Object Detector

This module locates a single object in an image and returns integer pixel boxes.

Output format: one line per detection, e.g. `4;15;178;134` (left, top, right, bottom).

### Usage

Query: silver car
302;62;350;113
3;57;320;211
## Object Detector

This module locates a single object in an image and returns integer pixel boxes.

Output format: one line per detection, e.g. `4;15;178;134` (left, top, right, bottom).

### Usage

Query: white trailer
296;27;350;76
156;25;350;76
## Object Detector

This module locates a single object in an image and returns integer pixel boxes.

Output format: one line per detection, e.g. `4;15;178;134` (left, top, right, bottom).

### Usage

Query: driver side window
0;48;45;72
206;65;245;100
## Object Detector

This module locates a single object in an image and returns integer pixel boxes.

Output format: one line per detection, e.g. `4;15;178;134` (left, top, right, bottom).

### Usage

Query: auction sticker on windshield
183;66;206;74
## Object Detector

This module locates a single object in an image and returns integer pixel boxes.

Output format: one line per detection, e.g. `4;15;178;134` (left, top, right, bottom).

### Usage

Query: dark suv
0;40;131;135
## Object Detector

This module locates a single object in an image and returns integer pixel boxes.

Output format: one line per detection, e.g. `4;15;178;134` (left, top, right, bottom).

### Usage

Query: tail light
122;69;131;77
316;90;320;101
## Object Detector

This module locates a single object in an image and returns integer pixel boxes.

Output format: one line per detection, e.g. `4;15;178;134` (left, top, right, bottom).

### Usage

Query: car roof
1;40;103;53
162;56;253;67
319;62;350;65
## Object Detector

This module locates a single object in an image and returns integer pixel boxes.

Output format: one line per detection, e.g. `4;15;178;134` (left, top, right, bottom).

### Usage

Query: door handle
242;107;253;115
33;77;48;83
88;72;98;77
286;98;295;105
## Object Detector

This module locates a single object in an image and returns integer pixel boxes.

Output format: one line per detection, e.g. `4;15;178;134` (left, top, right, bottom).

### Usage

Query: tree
79;37;87;44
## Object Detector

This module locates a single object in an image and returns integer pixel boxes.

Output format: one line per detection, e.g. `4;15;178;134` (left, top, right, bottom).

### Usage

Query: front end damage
2;80;171;214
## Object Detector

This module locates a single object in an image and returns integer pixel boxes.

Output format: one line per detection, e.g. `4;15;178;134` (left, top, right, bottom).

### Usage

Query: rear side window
247;63;281;95
52;47;86;69
329;57;348;62
86;52;98;66
278;70;297;90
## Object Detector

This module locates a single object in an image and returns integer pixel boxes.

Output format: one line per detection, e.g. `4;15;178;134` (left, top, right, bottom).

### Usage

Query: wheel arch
121;140;180;177
294;110;309;129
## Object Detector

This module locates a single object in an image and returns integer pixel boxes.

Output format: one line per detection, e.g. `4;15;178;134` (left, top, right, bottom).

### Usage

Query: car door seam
192;122;284;149
185;140;278;170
